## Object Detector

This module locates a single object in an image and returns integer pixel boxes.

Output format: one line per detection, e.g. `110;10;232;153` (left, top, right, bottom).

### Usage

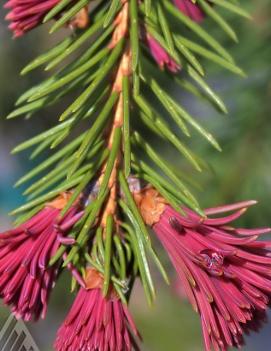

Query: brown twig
98;3;132;228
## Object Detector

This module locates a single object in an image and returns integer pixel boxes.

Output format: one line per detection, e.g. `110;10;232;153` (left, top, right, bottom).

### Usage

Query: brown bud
69;6;89;30
133;187;167;226
85;268;104;290
47;191;73;210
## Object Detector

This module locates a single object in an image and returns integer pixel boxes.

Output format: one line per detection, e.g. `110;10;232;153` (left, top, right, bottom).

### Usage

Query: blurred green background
0;1;271;350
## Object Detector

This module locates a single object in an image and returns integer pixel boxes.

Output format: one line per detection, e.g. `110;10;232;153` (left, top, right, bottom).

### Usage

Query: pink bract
174;0;206;23
54;287;140;351
4;0;60;37
0;205;82;321
153;201;271;351
146;34;180;72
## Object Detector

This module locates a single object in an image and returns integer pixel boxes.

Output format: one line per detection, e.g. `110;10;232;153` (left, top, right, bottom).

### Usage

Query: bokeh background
0;0;270;350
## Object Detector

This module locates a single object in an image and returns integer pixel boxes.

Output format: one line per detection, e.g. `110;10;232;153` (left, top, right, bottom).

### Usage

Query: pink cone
4;0;60;37
153;201;271;351
146;34;180;72
0;202;83;321
174;0;206;23
54;287;140;351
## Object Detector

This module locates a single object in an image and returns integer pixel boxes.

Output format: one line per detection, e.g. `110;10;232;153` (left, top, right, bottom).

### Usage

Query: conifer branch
2;1;268;350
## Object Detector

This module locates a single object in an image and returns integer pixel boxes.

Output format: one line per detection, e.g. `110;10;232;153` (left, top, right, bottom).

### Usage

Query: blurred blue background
0;1;271;350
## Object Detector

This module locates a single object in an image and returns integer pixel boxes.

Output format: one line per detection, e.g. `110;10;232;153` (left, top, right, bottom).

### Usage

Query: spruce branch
7;0;249;298
2;1;267;350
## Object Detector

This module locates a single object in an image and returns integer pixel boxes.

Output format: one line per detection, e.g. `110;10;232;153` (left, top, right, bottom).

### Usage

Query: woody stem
98;2;131;228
